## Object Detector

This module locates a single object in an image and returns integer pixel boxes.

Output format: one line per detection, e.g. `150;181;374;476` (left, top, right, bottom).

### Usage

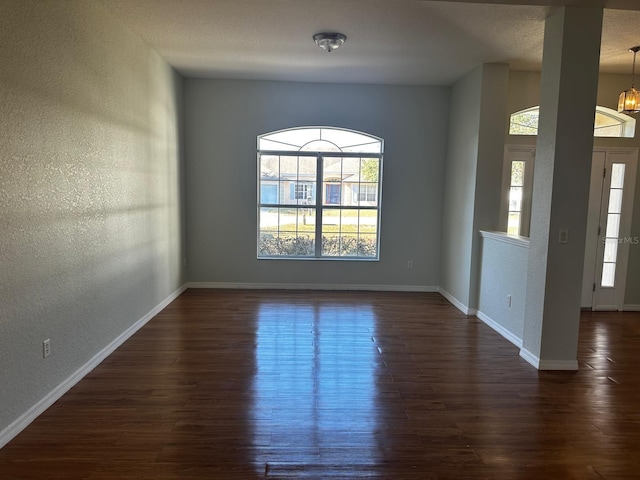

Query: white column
520;6;603;370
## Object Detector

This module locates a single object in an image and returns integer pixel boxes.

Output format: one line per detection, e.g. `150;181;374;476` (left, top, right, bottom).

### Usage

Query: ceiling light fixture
618;46;640;114
313;32;346;53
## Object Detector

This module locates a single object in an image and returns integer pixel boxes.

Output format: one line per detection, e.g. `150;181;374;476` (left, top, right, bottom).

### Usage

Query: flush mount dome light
313;32;346;53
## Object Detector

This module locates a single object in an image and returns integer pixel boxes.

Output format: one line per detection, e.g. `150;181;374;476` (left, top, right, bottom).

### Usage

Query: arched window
258;127;383;259
509;106;636;138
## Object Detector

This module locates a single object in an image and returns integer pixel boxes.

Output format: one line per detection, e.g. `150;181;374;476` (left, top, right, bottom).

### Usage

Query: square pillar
520;6;603;370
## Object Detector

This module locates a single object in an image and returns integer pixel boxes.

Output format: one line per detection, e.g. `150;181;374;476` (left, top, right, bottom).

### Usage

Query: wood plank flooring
1;289;639;479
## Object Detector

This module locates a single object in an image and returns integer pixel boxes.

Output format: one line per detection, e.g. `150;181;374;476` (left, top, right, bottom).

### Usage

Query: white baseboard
519;347;578;371
623;304;640;311
476;311;523;348
0;284;187;450
437;287;476;315
187;282;438;293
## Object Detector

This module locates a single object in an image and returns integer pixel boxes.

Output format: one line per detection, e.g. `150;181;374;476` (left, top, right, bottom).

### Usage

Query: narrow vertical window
507;160;525;235
601;163;626;287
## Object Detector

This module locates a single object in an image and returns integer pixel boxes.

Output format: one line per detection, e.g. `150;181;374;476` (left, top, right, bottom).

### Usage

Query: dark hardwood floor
1;289;639;479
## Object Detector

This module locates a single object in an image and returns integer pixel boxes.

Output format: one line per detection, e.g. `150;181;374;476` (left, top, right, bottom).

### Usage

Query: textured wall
478;234;529;344
0;0;184;433
184;79;449;288
469;64;510;308
440;66;482;309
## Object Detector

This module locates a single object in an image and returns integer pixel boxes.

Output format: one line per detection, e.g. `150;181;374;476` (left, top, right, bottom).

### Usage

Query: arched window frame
509;105;636;138
257;127;384;260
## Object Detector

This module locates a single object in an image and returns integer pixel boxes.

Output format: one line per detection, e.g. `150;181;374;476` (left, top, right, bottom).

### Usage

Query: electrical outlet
43;339;50;358
507;295;512;307
559;228;569;244
407;260;413;270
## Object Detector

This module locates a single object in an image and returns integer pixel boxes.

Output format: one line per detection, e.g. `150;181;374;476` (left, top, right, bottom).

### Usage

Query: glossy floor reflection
0;290;639;479
253;302;378;475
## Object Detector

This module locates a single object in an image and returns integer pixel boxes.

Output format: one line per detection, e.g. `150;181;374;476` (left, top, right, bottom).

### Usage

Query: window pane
601;263;616;288
258;139;300;151
605;213;621;239
321;209;377;257
603;238;618;263
594;125;623;138
322;209;340;233
359;210;378;234
300;140;341;152
610;163;626;189
259;207;316;256
279;156;297;181
320;128;381;152
608;189;623;214
342;142;382;154
594;111;621;128
260;157;280;205
507;212;521;235
260;128;320;150
510;161;525;187
260;184;278;205
509;111;539;136
259;232;315;256
357;234;378;257
322;234;341;257
509;186;523;211
360;158;380;183
343;157;361;183
358;183;378;206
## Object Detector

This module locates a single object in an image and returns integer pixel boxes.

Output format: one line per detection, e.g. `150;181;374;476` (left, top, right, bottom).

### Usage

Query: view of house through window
258;127;383;259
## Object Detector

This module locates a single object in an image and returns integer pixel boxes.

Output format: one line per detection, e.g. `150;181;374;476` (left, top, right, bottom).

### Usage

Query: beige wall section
0;0;185;433
506;71;640;306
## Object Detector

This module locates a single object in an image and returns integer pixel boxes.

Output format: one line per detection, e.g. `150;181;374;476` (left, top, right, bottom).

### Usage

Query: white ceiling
98;0;640;85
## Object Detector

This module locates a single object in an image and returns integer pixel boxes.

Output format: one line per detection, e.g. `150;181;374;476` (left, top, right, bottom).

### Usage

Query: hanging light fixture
313;32;346;53
618;46;640;114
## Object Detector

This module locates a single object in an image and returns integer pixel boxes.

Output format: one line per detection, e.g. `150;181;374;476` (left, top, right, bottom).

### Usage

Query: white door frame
581;147;638;310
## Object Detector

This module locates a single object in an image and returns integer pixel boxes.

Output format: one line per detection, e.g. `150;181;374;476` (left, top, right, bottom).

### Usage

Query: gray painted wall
478;234;529;343
184;79;449;288
440;64;508;310
506;71;640;306
0;0;185;433
440;67;482;308
469;64;510;308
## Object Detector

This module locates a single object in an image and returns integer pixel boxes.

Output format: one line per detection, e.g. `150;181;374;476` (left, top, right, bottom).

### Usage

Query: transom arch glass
509;105;636;138
258;127;383;259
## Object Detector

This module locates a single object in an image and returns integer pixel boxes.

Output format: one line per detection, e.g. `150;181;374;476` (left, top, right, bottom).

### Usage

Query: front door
581;148;638;310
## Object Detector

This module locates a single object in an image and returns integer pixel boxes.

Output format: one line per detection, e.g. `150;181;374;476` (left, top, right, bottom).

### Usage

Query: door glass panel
610;163;626;188
600;163;626;288
603;238;619;263
605;213;620;238
601;263;616;288
608;189;623;214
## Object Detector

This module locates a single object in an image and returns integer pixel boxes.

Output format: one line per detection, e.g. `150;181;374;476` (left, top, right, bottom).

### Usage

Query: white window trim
500;146;535;237
509;105;637;138
257;127;384;261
